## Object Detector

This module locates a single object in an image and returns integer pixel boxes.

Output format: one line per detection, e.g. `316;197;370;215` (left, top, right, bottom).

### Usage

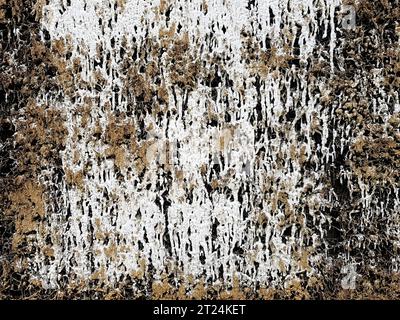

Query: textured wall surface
0;0;399;299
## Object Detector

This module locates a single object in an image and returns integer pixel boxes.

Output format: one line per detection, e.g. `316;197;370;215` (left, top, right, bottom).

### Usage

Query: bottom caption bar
153;303;247;318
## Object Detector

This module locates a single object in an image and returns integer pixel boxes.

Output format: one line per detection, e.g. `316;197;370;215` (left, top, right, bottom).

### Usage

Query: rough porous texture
0;0;399;299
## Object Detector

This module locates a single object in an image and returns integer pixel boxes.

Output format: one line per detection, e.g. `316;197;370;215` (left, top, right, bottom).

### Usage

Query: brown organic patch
65;169;85;190
350;124;400;184
166;33;201;90
14;100;67;177
241;30;294;77
8;179;46;250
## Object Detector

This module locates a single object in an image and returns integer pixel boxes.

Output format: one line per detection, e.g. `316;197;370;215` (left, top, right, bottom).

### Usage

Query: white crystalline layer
29;0;400;292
